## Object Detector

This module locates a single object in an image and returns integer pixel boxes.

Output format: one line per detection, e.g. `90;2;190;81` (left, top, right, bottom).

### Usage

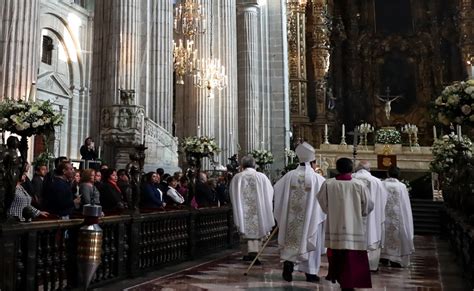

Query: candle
98;146;101;159
197;125;201;137
432;126;437;140
319;154;322;166
141;114;145;144
342;124;345;137
457;125;462;140
324;124;328;136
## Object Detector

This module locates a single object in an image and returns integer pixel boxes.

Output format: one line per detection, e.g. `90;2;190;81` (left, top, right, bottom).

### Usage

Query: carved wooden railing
0;207;237;290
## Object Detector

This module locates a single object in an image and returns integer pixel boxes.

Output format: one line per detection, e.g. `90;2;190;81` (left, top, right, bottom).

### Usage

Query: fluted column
459;0;474;78
216;0;238;163
0;0;40;101
237;2;260;154
146;0;173;132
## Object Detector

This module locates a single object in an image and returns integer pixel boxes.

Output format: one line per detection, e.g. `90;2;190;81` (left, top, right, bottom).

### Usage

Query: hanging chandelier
174;0;206;40
193;58;228;98
173;39;197;85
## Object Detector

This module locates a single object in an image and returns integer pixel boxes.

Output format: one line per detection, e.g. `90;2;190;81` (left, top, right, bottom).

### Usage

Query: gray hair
241;155;256;169
355;160;371;172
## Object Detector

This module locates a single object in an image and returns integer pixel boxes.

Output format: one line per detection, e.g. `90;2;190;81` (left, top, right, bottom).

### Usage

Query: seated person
141;172;166;209
9;174;49;221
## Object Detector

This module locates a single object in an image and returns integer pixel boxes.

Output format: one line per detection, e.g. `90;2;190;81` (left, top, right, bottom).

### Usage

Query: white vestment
381;178;414;267
317;178;374;250
353;169;388;270
274;165;326;270
229;168;274;239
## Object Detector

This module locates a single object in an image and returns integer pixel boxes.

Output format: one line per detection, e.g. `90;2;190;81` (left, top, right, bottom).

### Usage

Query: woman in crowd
79;169;101;206
165;176;185;205
100;168;126;213
141;172;166;209
9;174;49;221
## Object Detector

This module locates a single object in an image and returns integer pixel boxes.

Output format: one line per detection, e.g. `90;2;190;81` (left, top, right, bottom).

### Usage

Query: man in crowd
274;142;326;283
229;155;274;265
317;157;373;291
353;160;388;271
381;166;414;268
31;164;48;208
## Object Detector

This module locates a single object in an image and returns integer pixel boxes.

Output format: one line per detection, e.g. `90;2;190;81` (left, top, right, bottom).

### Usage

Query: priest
353;161;388;271
317;157;374;290
229;155;275;265
274;142;326;283
381;166;414;267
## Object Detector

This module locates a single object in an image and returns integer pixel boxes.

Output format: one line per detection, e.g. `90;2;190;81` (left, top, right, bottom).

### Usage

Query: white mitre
295;142;316;163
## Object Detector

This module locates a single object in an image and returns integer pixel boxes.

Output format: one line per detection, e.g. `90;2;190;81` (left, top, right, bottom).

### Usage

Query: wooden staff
244;226;279;276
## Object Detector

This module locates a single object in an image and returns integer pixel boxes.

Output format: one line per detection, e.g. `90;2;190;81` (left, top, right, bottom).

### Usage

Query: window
41;36;53;65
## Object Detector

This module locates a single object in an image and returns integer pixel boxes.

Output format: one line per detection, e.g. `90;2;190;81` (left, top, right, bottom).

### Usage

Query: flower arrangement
249;149;274;166
400;179;412;194
433;79;474;126
32;151;54;168
180;136;220;157
430;133;472;175
375;128;401;144
0;99;63;136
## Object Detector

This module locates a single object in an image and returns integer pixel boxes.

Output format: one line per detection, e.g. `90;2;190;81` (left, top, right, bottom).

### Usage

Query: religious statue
125;153;142;213
102;108;110;128
118;89;135;106
1;136;22;219
118;109;130;129
377;87;402;121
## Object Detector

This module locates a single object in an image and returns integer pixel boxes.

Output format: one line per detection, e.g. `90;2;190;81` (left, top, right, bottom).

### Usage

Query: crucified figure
377;86;402;121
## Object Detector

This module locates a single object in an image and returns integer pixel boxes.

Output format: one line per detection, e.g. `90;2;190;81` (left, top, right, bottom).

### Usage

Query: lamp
173;39;197;85
193;58;228;98
174;0;206;40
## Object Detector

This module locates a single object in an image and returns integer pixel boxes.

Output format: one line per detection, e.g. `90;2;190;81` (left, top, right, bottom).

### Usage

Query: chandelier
174;0;206;39
193;58;228;98
173;39;197;85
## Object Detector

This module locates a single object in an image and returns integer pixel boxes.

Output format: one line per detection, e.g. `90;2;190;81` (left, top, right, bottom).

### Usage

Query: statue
102;109;110;128
125;153;141;213
1;136;22;219
377;87;402;121
118;89;135;106
118;109;130;129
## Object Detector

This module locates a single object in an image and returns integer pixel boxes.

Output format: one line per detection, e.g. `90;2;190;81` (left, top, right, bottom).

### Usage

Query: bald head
356;160;371;172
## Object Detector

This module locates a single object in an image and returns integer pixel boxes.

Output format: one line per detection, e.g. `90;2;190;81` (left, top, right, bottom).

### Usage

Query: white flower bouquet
430;133;473;174
433;79;474;126
0;99;63;136
375;128;401;144
249;149;274;166
180;136;220;157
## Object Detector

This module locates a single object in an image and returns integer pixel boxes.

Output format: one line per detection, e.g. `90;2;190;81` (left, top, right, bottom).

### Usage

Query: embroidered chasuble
230;168;274;239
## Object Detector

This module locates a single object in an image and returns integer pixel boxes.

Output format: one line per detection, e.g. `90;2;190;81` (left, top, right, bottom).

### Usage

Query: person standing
229;155;274;265
274;142;326;283
317;157;374;290
381;166;414;268
80;137;98;161
353;160;388;271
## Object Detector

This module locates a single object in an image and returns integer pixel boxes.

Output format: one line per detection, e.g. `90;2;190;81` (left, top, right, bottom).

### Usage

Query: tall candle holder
357;122;374;150
323;133;329;144
402;124;419;151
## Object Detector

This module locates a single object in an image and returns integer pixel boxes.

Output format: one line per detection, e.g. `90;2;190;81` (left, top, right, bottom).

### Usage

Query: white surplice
317;178;374;251
381;178;415;267
229;168;275;239
353;169;388;270
274;165;326;271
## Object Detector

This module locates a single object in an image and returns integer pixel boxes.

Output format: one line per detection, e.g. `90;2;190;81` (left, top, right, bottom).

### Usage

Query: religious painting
374;0;413;35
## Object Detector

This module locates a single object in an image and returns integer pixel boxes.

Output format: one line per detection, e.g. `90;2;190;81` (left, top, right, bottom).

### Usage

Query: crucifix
376;86;402;121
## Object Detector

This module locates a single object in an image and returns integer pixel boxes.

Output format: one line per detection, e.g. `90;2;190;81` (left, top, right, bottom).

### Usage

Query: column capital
237;1;260;14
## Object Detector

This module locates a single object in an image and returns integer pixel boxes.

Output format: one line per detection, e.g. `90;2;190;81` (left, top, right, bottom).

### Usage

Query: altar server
381;166;414;267
229;155;274;264
317;157;374;290
353;160;388;271
274;142;326;283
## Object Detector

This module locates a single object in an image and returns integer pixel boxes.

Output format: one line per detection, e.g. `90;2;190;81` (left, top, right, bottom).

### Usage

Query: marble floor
100;236;471;291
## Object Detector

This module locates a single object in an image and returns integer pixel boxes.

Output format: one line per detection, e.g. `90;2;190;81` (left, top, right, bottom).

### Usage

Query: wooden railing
0;207;238;290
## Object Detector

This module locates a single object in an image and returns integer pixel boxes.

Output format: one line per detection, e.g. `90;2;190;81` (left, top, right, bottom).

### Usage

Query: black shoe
242;255;253;261
380;258;389;266
282;261;294;282
253;258;262;266
305;273;320;283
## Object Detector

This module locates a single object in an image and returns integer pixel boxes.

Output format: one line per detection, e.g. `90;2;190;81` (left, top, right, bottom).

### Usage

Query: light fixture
173;39;197;85
174;0;206;40
193;58;228;98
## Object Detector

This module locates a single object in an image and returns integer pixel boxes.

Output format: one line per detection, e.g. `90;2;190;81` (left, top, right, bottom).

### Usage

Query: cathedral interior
0;0;473;290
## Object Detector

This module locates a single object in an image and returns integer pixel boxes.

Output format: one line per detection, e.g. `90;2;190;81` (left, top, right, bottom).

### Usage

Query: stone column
459;0;474;78
237;1;260;154
146;0;173;132
216;0;238;163
0;0;40;101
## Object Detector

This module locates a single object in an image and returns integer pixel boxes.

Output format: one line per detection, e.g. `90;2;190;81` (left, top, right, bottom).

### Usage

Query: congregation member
31;163;48;207
79;169;101;206
353;160;388;271
229;155;274;265
165;176;185;205
43;161;80;219
274;142;326;283
80;137;98;161
176;176;189;204
117;169;132;207
317;157;373;291
9;174;49;221
381;166;415;268
141;172;166;209
195;172;216;207
100;168;126;213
